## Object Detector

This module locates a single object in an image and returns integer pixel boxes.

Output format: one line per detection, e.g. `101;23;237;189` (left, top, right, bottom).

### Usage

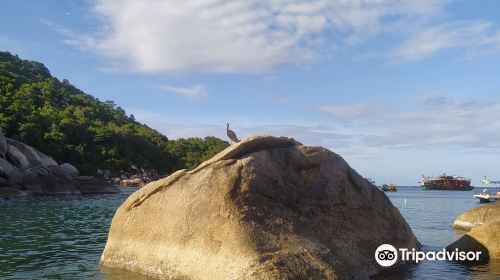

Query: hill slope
0;52;228;175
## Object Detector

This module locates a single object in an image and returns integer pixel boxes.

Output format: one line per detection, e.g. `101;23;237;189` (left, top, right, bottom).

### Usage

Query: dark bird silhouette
226;123;239;143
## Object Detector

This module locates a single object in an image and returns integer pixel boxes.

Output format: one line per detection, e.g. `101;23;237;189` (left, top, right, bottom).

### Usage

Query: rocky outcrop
105;168;161;188
101;135;419;280
447;202;500;261
453;202;500;231
0;130;120;197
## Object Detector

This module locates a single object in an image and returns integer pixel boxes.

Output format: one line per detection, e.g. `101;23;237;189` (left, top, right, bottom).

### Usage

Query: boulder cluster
101;135;419;280
0;129;120;197
97;168;161;188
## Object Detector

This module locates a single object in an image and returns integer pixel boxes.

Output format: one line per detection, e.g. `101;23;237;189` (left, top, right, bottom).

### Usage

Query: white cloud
391;21;500;62
67;0;486;73
318;103;388;119
320;96;500;150
75;0;330;73
40;19;76;37
158;84;207;100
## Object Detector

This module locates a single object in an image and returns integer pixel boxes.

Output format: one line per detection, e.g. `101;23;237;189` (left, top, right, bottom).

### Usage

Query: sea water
0;187;499;279
374;187;500;279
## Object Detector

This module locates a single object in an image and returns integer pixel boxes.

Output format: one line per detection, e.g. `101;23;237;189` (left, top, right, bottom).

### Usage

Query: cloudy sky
2;0;500;185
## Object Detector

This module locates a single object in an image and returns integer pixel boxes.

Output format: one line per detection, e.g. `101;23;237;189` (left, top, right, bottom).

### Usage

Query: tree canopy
0;51;229;175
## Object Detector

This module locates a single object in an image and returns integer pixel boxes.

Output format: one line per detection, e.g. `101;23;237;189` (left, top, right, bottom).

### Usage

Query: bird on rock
226;123;239;143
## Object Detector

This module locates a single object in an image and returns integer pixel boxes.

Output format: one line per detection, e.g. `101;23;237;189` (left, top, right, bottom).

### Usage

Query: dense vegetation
0;51;229;175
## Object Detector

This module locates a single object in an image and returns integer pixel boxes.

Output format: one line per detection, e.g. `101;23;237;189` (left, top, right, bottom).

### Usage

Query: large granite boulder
101;135;419;280
453;202;500;231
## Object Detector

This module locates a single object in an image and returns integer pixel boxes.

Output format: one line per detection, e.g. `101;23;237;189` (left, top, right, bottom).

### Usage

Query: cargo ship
420;174;473;191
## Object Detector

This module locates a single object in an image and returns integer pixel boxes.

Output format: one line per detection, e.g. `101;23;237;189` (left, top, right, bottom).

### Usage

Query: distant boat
420;174;473;191
474;177;500;203
474;189;500;203
380;182;397;192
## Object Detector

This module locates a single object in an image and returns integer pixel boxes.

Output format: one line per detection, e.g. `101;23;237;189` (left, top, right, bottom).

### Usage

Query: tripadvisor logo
374;244;482;267
375;244;398;267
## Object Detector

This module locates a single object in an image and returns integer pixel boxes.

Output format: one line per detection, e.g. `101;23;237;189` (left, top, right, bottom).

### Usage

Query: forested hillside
0;51;228;175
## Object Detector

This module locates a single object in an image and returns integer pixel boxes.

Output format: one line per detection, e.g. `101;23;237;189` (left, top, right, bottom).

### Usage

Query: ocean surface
373;187;500;280
0;186;499;279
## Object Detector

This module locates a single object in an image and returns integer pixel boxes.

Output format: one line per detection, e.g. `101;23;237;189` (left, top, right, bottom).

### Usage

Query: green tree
0;51;229;175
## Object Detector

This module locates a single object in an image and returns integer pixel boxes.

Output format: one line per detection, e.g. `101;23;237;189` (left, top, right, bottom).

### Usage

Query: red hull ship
420;174;473;191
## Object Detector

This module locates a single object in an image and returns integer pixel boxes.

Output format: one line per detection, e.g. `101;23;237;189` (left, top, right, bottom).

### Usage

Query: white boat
474;189;500;203
474;177;500;203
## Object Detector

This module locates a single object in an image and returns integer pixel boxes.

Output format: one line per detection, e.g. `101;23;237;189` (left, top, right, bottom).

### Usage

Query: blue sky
2;0;500;185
